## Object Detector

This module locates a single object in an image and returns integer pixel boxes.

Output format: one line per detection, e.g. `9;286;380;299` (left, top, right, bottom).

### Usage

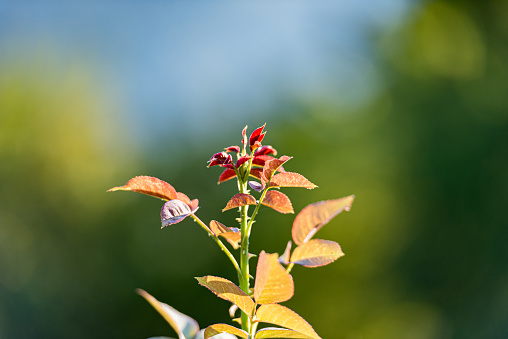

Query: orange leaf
255;304;321;339
204;324;248;339
290;239;344;267
196;276;255;316
269;173;317;190
291;195;354;245
254;251;294;304
262;156;292;182
210;220;241;249
255;328;316;338
108;175;178;200
223;193;257;212
261;190;294;214
136;289;200;339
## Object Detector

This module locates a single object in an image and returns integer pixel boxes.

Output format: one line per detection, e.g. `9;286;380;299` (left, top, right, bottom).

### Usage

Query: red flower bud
225;145;241;153
253;145;277;156
207;151;233;167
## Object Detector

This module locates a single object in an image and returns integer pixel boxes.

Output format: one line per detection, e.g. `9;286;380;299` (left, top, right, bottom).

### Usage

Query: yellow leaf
204;324;248;339
292;196;354;245
255;304;321;339
196;276;255;316
254;251;294;304
255;327;316;338
210;220;241;249
136;289;199;339
290;239;344;267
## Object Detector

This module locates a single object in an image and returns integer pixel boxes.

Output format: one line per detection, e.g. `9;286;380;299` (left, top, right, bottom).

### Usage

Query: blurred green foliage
1;0;507;338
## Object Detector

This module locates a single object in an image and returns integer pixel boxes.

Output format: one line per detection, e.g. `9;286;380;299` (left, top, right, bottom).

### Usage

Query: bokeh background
1;1;507;338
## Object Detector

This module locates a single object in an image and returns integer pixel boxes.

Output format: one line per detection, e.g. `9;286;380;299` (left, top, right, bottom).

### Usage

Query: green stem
190;214;241;278
246;187;269;237
239;181;251;333
286;262;295;273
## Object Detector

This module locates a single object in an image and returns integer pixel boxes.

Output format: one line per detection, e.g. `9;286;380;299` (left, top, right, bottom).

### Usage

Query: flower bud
207;151;233;167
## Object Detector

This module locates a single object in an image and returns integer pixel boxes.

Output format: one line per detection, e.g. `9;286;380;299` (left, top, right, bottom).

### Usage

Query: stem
246;187;269;237
190;214;241;278
239;181;251;333
286;262;295;273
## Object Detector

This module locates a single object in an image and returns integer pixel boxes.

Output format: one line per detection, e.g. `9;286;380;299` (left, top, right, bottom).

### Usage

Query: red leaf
269;172;317;189
249;123;266;150
261;190;294;214
218;169;237;184
253;145;277;157
249;168;263;180
176;192;192;206
108;175;178;201
292;196;355;245
236;155;252;168
262;156;292;183
223;193;257;212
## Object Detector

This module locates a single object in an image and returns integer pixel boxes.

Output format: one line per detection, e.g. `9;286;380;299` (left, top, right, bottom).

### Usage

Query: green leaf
108;175;178;201
222;193;257;212
269;173;317;190
204;324;247;339
254;251;294;304
195;276;255;316
255;304;321;339
261;190;294;214
291;196;354;245
136;289;200;339
290;239;344;267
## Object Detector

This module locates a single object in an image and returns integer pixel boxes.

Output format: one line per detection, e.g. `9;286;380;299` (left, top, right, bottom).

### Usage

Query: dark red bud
207;151;233;167
249;123;266;151
253;145;277;156
241;125;248;146
236;155;252;168
225;145;241;153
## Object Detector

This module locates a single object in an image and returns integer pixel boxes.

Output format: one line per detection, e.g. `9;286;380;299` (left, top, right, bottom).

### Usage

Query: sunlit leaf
255;328;316;338
210;220;241;249
255;304;321;339
261;190;294;214
161;200;192;228
249;168;263;180
249;181;264;192
290;239;344;268
195;276;255;316
222;194;257;212
278;241;292;265
291;196;354;245
262;156;292;182
254;251;294;304
204;324;247;339
108;175;178;200
136;289;200;339
236;155;252;168
269;173;317;190
219;169;237;184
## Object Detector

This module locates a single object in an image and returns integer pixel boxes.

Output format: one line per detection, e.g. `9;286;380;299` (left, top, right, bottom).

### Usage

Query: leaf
249;181;264;192
204;324;247;339
262;156;292;182
108;175;178;200
223;193;257;212
291;195;355;245
261;190;294;214
176;192;192;206
161;200;192;228
290;239;344;268
219;169;237;184
254;251;294;304
195;276;255;316
255;328;316;338
210;220;241;249
269;173;317;190
136;289;200;339
255;304;321;339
